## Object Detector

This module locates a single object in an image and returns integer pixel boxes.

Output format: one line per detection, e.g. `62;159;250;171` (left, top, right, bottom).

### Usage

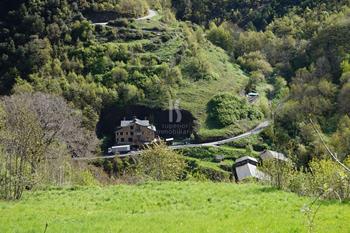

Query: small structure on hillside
115;117;157;148
234;156;264;181
246;92;259;97
260;150;288;162
246;92;259;104
214;155;225;163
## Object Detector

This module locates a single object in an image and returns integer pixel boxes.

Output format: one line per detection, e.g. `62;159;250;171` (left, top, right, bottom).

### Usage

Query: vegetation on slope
172;0;350;167
172;0;350;29
0;0;263;141
1;0;350;216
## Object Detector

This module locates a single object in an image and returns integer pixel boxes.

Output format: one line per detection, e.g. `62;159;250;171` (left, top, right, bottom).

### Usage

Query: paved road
92;9;157;26
136;9;157;20
93;22;108;26
73;121;270;161
170;121;270;149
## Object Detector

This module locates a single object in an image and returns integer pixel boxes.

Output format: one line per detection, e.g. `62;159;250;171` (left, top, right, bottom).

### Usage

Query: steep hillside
172;0;350;166
0;0;260;142
177;41;251;139
172;0;350;29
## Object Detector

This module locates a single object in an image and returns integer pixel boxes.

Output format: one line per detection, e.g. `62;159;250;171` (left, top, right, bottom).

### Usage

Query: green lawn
1;182;349;233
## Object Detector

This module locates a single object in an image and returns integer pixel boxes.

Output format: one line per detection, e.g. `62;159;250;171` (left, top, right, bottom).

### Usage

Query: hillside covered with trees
1;0;350;219
172;0;350;167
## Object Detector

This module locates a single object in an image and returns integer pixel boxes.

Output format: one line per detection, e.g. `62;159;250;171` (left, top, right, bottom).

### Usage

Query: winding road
136;9;157;21
170;121;270;149
73;121;270;161
78;10;271;161
92;9;157;27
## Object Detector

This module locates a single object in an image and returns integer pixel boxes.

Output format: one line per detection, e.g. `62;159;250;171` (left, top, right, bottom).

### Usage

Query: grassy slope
1;182;349;233
177;42;250;138
181;146;259;176
101;10;255;139
124;11;251;138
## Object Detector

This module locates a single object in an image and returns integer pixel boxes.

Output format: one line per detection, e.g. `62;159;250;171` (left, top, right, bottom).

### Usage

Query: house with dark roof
260;150;288;162
234;156;262;181
115;117;157;148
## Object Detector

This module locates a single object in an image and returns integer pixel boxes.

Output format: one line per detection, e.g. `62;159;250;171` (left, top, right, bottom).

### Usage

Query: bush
186;159;231;182
182;55;216;81
207;93;264;127
237;51;273;77
260;159;295;190
308;159;350;200
109;18;129;27
260;157;350;201
207;22;234;52
136;143;186;181
181;146;249;162
117;0;149;18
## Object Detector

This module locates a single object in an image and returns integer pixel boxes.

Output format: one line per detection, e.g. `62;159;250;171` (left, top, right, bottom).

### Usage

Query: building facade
115;117;157;148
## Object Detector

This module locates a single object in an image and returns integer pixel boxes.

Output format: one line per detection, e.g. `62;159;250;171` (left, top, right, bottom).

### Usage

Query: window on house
131;132;134;136
130;126;134;130
120;132;123;136
121;138;125;142
126;132;128;135
128;138;132;142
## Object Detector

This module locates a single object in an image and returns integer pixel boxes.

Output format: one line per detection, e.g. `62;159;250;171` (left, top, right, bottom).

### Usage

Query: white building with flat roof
234;156;264;181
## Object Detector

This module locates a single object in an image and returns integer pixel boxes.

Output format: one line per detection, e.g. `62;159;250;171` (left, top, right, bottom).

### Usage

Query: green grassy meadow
1;182;349;233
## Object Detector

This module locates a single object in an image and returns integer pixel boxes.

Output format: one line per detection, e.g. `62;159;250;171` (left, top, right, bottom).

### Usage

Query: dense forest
1;0;350;200
171;0;350;166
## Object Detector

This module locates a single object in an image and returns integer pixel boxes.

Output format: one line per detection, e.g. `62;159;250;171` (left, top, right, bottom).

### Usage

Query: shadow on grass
318;199;350;206
255;186;278;193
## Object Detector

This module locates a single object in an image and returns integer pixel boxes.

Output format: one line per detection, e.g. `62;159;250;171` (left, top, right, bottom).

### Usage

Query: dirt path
136;9;157;20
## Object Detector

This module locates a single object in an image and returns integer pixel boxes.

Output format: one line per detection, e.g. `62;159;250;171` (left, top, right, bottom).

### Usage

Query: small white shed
234;156;263;181
260;150;288;162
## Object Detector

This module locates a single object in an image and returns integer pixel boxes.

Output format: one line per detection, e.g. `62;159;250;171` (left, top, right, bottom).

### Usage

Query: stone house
116;117;157;148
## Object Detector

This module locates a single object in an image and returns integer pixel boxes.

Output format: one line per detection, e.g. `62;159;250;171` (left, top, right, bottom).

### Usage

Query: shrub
260;157;350;201
109;18;129;27
237;51;273;77
308;159;350;200
136;143;186;181
260;158;295;190
207;93;264;127
183;55;215;81
186;159;231;182
117;0;149;18
207;22;234;52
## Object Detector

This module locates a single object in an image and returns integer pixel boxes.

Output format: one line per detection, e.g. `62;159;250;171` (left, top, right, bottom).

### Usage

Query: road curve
136;9;157;20
92;9;157;26
170;121;270;149
73;121;270;161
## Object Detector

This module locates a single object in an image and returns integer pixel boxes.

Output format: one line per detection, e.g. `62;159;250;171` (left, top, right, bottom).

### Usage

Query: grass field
1;182;349;233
